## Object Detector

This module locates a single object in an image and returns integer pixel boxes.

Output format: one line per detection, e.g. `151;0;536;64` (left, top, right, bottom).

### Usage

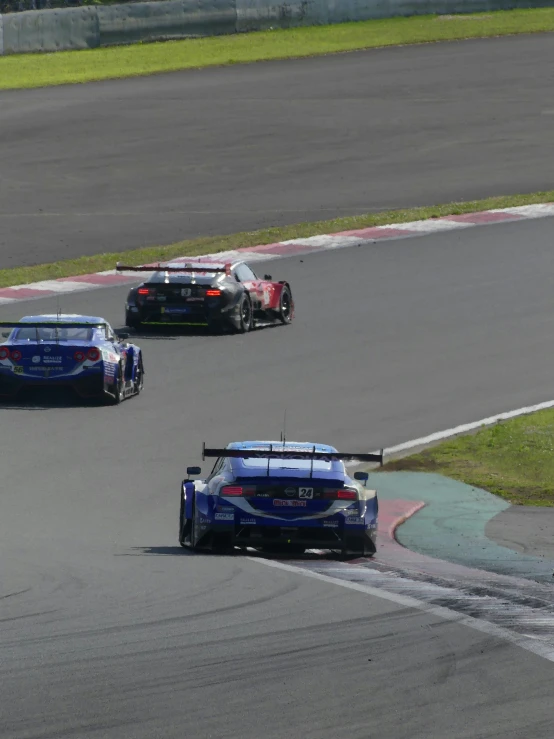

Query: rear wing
0;321;110;340
202;443;384;476
116;262;229;274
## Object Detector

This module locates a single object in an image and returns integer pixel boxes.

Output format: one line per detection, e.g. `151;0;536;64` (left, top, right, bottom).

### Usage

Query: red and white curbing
2;202;554;305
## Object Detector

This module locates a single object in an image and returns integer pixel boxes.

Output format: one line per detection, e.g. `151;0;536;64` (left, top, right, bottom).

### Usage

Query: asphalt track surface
3;33;554;268
3;218;554;738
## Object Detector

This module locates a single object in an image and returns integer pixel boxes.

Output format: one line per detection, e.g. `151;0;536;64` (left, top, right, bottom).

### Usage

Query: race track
2;217;554;738
2;33;554;268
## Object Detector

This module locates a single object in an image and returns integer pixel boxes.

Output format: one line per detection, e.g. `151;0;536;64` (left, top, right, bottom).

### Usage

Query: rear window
14;327;94;341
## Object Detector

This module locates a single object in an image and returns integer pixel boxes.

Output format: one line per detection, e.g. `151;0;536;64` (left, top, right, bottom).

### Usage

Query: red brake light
74;351;86;362
11;350;22;361
87;348;101;362
137;287;150;295
0;347;10;360
221;486;243;496
206;289;221;297
337;490;357;500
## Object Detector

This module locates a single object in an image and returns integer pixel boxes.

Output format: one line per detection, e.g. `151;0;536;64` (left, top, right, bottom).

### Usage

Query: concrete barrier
98;0;235;47
1;0;554;56
1;6;98;54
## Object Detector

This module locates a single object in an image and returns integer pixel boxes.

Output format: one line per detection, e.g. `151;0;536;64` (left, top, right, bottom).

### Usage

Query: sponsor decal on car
43;356;62;364
240;518;256;525
323;521;338;528
32;356;41;364
273;499;307;508
346;516;364;524
214;513;234;521
216;505;235;513
102;350;119;363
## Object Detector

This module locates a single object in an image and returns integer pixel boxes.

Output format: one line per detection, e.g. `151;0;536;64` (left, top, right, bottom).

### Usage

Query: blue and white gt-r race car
179;441;383;556
0;314;144;404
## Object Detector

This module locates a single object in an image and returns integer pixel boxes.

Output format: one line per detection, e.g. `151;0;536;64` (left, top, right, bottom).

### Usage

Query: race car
0;314;144;404
117;260;294;333
179;441;383;556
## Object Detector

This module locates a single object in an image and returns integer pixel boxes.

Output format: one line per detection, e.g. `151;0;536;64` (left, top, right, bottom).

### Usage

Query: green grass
1;190;553;289
383;408;554;506
2;8;554;89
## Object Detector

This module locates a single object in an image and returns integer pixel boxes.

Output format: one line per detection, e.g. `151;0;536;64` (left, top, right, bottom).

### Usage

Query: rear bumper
196;518;377;552
133;301;238;327
0;371;106;398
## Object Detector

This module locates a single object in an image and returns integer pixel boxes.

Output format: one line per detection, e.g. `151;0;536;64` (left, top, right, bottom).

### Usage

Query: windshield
14;327;94;341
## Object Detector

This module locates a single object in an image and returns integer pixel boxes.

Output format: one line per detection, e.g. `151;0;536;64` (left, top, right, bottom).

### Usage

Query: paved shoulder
486;506;554;560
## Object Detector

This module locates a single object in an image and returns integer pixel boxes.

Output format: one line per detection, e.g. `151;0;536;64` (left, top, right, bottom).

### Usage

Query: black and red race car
116;260;294;333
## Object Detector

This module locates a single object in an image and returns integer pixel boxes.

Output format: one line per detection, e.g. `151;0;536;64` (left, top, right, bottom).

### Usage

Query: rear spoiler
116;262;229;273
202;442;384;475
0;321;110;339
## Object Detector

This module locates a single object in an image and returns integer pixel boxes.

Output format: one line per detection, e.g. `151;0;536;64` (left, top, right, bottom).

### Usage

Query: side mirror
117;332;129;341
1;332;10;338
264;274;272;280
186;466;201;477
354;471;369;485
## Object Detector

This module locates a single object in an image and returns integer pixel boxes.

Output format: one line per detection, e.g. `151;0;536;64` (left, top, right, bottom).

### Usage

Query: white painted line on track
250;557;554;663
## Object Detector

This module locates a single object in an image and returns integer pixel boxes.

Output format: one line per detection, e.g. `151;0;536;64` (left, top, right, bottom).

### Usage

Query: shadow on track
0;387;112;410
126;546;368;563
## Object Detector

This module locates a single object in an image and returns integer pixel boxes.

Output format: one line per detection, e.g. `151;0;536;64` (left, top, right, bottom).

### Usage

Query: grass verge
382;408;554;507
2;8;554;90
1;190;553;289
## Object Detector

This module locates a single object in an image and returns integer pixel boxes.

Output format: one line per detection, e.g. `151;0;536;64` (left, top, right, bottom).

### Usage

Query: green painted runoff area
2;8;554;90
370;471;554;583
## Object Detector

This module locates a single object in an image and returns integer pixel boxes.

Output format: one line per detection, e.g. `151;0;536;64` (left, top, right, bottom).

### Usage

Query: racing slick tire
125;310;141;330
106;362;125;405
340;535;375;559
134;356;144;396
235;294;253;334
179;491;189;547
277;286;293;324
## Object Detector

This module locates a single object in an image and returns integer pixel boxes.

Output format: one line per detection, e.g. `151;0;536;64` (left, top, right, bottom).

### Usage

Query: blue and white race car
179;441;383;556
0;314;144;404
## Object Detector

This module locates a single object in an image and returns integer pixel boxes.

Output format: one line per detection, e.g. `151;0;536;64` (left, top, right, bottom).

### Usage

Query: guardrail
1;0;554;56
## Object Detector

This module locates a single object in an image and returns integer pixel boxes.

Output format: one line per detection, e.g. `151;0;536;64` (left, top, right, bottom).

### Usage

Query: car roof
226;440;346;480
19;314;107;324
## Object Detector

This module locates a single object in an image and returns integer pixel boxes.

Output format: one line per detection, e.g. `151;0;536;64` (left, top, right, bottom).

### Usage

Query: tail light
206;289;221;297
137;287;153;296
337;490;357;500
74;351;86;362
220;486;243;496
11;350;22;361
323;489;358;500
0;347;10;360
87;348;101;362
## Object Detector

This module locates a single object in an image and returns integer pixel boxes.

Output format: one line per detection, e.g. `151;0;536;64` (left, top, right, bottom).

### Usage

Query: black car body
117;260;294;333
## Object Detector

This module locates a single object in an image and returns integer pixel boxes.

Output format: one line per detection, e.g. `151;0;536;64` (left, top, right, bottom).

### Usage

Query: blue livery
0;314;144;404
179;440;382;556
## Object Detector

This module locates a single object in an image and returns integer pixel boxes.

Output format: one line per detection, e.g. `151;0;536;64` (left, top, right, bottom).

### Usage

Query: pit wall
0;0;553;57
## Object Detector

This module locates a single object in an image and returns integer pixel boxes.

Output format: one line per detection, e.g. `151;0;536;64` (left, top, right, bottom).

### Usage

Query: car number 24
299;487;314;499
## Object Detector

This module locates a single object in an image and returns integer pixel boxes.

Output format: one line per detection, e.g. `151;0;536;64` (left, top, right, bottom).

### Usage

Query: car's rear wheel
134;356;144;395
179;492;187;547
277;286;293;324
235;294;253;333
106;363;124;405
125;310;141;330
